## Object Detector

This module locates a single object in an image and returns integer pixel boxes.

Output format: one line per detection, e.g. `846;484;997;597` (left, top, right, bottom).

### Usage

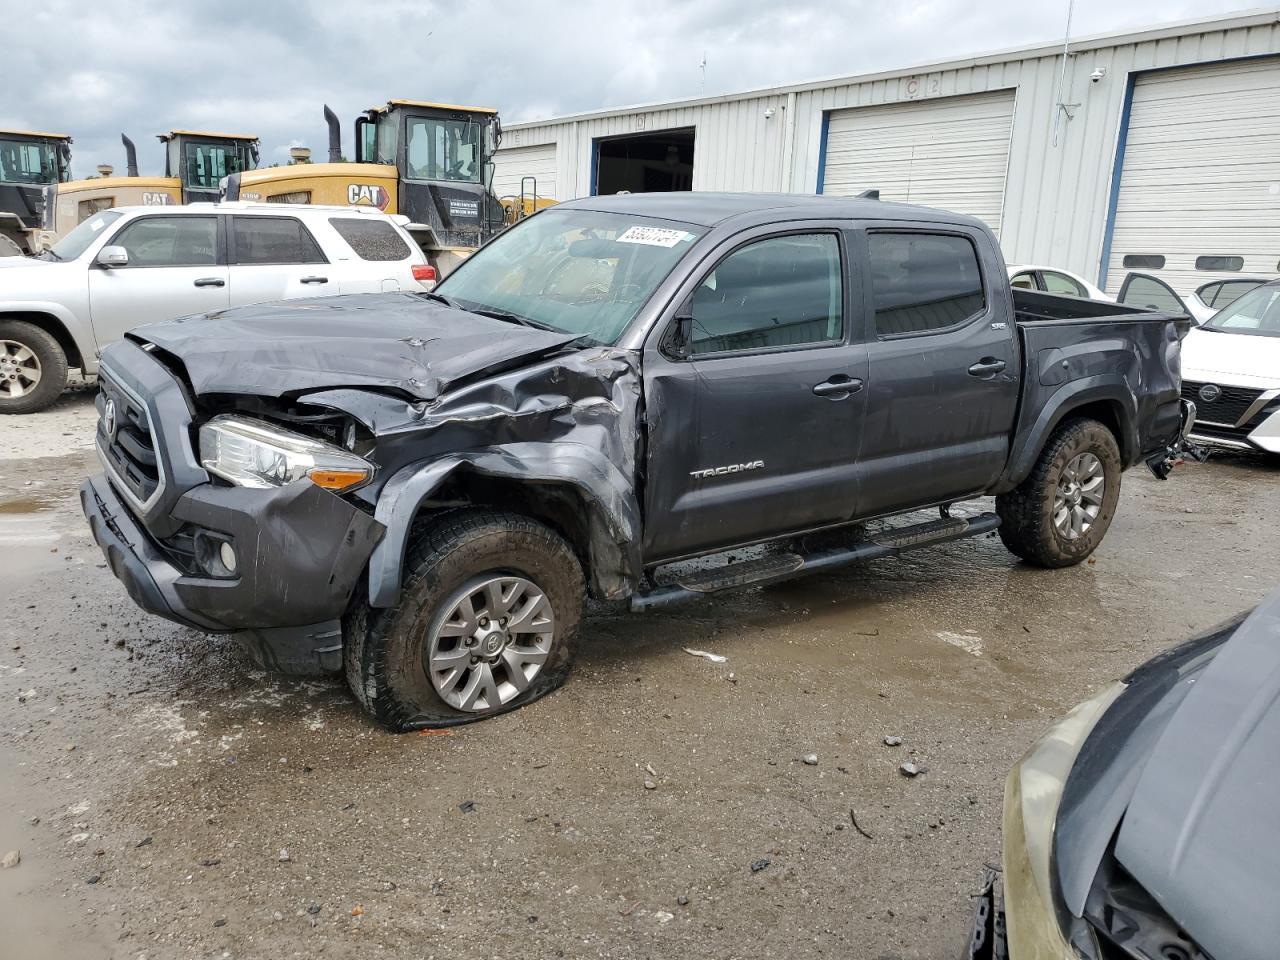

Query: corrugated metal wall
498;12;1280;284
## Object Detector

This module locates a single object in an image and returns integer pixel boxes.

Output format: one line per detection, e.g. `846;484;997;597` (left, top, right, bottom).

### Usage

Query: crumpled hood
1111;588;1280;960
128;292;581;401
1182;326;1280;390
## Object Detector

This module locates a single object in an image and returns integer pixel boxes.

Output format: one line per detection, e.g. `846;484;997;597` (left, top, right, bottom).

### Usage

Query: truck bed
1012;288;1186;325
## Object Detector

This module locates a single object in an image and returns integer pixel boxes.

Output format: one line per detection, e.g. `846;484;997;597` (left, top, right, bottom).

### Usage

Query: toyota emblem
1198;383;1222;403
103;397;118;440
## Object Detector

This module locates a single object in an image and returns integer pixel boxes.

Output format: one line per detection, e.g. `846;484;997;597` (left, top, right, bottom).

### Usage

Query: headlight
198;415;373;492
1003;681;1125;959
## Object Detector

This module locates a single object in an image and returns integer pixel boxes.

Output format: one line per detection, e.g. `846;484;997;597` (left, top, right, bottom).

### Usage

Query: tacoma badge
689;460;764;480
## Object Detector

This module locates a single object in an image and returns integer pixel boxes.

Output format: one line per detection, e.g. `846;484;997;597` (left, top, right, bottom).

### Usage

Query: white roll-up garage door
821;90;1016;235
1105;57;1280;295
491;143;558;202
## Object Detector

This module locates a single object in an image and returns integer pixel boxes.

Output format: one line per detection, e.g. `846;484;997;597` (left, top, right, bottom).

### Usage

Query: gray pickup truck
81;193;1194;730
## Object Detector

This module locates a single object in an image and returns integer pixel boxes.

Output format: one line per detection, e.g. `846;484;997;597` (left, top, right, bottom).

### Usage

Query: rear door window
329;217;411;261
1117;274;1186;314
1041;270;1087;298
688;233;843;356
868;232;985;336
1010;271;1038;290
232;216;325;265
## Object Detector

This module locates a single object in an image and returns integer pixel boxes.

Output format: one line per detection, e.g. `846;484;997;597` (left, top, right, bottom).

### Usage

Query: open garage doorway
593;127;695;195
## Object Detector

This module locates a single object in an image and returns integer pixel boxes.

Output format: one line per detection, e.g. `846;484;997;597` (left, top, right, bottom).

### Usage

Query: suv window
868;232;985;336
232;216;325;265
688;234;842;356
329;217;411;261
1041;270;1087;298
111;216;217;267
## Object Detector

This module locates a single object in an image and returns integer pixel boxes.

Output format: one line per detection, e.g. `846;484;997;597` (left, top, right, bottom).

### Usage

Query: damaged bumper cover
81;473;384;675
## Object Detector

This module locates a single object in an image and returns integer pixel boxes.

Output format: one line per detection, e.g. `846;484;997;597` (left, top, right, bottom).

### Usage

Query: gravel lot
2;393;1277;960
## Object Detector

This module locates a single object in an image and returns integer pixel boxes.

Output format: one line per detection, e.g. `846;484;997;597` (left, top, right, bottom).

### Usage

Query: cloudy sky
1;0;1252;177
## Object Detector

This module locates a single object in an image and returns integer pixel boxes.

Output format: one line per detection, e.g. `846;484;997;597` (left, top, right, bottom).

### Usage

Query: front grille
98;373;164;509
1182;381;1263;427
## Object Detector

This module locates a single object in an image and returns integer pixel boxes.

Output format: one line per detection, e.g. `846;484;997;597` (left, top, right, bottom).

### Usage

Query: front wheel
344;509;584;731
996;418;1122;568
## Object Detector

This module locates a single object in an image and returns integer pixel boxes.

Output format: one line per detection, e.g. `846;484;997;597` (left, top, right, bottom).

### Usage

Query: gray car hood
129;292;581;402
1112;588;1280;960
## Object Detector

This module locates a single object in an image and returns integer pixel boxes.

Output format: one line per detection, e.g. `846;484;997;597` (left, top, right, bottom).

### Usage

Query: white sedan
1180;280;1280;455
1007;264;1110;301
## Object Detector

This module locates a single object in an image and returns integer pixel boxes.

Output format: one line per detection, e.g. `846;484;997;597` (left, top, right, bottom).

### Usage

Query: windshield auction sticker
616;225;692;247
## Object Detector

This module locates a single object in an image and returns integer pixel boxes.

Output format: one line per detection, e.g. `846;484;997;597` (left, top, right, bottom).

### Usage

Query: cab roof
157;130;259;142
371;99;498;116
0;128;72;140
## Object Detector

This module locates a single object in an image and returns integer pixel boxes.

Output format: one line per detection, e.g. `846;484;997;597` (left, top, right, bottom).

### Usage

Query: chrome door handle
968;358;1007;377
812;377;864;399
300;276;329;284
193;277;225;288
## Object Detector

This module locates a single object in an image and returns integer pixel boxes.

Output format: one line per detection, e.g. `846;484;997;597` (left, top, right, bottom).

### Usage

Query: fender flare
0;299;98;372
999;377;1138;490
366;443;643;608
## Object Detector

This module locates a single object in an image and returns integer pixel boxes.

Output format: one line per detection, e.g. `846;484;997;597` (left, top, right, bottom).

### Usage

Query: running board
630;512;1001;612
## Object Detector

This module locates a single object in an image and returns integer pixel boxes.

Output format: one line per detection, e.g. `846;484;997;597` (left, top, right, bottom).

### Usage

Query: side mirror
96;245;129;268
666;314;693;360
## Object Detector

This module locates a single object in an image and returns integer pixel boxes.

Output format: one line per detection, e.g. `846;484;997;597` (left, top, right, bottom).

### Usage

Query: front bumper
82;472;384;675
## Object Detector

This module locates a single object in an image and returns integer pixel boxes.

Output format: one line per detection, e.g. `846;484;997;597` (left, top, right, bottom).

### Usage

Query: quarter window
1041;271;1087;298
111;216;217;267
232;216;325;265
328;217;411;261
687;234;843;356
868;232;985;336
1010;271;1037;290
1122;254;1165;269
1195;255;1244;272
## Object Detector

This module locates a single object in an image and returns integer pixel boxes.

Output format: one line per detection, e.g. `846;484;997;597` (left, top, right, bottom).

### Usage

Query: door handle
812;376;864;399
193;277;225;288
300;276;329;284
968;358;1007;377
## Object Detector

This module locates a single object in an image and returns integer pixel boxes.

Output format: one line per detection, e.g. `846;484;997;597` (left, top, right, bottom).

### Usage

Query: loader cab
159;131;259;204
355;100;505;256
0;130;71;255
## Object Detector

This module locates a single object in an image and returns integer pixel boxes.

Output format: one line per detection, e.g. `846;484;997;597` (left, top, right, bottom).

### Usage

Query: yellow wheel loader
225;100;509;275
0;129;72;255
44;130;259;245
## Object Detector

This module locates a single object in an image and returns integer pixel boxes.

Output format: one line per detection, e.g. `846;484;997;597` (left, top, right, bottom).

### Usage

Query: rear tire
996;418;1121;568
0;320;68;415
344;509;584;732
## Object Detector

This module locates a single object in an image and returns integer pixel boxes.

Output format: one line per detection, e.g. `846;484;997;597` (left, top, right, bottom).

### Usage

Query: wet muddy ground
2;392;1277;959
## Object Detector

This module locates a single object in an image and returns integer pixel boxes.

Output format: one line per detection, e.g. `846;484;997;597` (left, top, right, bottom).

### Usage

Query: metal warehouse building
492;9;1280;295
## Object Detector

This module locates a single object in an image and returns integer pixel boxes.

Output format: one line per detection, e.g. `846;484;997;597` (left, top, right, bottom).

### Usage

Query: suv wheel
996;418;1121;568
344;509;584;731
0;320;69;414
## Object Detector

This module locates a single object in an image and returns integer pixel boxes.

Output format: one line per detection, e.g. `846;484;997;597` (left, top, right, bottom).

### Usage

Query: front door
643;229;868;561
88;214;228;348
856;227;1020;517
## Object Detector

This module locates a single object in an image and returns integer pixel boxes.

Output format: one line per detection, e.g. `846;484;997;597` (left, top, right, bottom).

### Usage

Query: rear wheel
0;320;68;414
344;509;584;731
996;418;1121;568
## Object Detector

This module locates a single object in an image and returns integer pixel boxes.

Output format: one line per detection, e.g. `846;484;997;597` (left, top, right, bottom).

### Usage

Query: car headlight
198;415;373;492
1003;681;1125;959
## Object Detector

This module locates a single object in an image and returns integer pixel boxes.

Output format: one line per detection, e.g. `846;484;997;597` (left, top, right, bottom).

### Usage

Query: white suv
0;202;437;413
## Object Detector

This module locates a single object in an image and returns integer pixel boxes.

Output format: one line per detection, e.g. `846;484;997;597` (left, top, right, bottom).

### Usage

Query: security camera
1090;67;1107;83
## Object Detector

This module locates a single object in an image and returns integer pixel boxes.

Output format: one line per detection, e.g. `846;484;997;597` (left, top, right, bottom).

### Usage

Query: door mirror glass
96;245;129;268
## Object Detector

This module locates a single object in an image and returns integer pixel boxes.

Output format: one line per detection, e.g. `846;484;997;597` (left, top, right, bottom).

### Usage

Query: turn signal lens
412;263;437;283
308;467;373;491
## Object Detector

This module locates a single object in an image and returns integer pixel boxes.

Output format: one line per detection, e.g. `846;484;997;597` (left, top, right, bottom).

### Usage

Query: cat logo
141;192;172;205
347;184;390;211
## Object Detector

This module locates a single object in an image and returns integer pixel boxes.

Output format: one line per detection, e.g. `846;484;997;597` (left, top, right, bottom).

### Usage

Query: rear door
87;214;228;347
642;226;868;561
1117;272;1190;314
856;226;1020;517
227;215;332;307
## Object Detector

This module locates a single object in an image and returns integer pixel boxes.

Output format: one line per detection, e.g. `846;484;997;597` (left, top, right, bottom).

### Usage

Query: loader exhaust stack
323;105;342;163
122;134;139;177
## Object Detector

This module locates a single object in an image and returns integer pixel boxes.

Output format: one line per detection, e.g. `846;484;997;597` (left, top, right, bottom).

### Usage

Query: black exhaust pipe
121;134;139;177
323;105;342;163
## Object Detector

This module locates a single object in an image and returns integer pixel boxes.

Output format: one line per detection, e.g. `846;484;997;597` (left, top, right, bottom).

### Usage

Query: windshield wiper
470;308;556;332
422;292;455;308
39;249;62;262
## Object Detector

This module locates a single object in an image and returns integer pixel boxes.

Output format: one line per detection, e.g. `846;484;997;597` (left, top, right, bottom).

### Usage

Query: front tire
345;509;584;731
0;320;68;414
996;418;1121;568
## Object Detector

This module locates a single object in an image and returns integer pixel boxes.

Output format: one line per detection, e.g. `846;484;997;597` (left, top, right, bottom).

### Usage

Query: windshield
0;137;59;185
49;210;123;261
182;141;254;188
405;117;482;183
437;208;704;344
1202;284;1280;338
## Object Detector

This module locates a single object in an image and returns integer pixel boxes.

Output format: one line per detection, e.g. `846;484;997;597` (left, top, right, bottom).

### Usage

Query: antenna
1052;0;1078;147
700;52;707;95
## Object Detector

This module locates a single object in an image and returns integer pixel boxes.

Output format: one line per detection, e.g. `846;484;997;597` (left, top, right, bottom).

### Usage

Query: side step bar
630;512;1001;612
